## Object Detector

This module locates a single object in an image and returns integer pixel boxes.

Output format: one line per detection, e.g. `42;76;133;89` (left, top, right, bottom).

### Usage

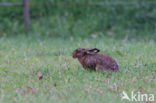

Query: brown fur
72;48;119;72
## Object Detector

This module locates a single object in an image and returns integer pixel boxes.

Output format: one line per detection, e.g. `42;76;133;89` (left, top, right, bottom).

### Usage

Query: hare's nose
72;52;76;58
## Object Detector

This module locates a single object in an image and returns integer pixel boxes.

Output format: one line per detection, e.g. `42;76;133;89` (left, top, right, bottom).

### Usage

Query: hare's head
72;48;100;58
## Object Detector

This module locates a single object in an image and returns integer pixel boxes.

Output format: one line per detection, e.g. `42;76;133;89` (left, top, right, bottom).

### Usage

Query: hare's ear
86;48;100;54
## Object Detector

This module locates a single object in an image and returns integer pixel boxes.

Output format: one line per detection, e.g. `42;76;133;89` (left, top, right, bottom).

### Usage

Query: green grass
0;36;155;103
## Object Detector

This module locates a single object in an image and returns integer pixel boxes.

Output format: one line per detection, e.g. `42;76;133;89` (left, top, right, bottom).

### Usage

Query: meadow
0;36;155;103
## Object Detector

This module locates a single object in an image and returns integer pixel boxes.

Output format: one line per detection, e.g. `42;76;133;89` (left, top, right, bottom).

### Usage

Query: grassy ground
0;36;155;103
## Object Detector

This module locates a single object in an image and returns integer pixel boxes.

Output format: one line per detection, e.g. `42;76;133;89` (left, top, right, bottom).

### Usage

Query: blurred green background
0;1;156;103
0;0;156;39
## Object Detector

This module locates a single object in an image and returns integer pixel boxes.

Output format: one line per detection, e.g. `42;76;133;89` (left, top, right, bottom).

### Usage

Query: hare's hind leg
96;65;110;71
95;65;103;70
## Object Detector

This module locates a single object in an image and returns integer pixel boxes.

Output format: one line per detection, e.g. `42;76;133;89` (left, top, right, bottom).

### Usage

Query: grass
0;35;155;103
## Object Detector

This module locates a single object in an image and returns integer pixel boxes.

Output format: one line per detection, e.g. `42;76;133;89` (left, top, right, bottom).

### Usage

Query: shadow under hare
72;48;119;72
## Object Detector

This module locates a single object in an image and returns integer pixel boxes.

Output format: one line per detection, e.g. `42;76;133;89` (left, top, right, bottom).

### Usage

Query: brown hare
72;48;119;72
